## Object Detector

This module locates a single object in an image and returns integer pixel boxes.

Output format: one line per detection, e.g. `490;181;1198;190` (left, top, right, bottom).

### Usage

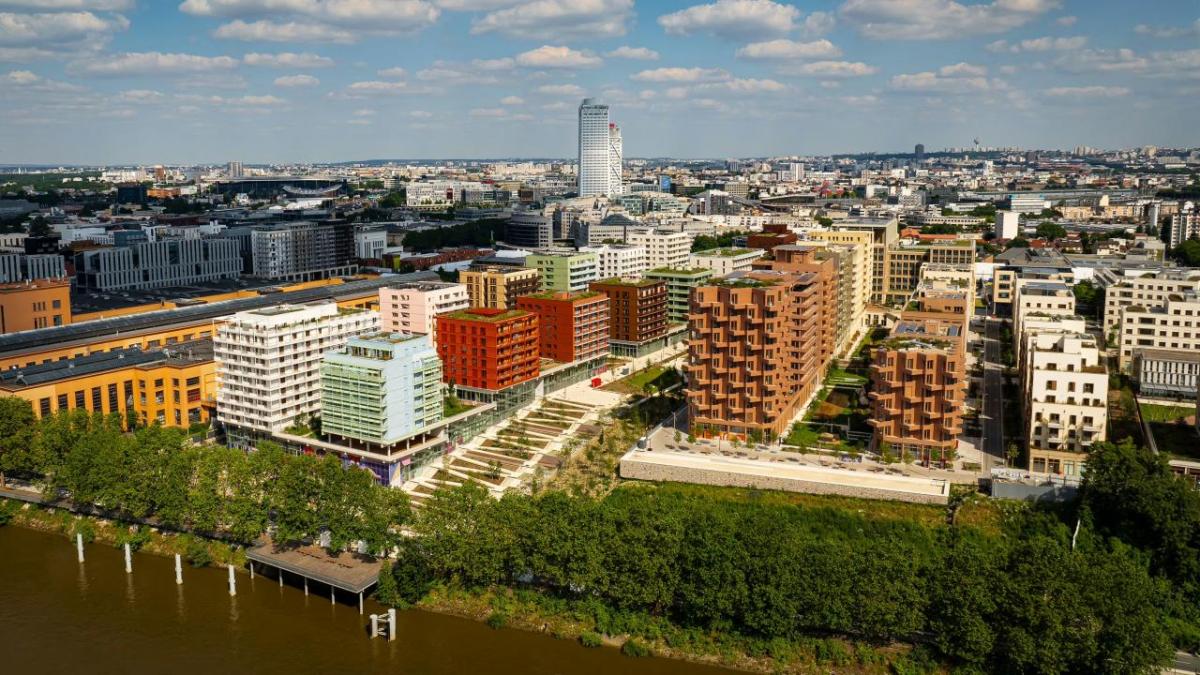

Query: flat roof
245;539;381;594
0;271;438;358
0;340;213;388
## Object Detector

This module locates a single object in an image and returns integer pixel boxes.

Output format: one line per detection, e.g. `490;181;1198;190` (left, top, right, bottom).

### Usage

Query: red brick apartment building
589;278;668;344
435;308;539;391
753;245;838;368
687;271;824;440
515;290;610;363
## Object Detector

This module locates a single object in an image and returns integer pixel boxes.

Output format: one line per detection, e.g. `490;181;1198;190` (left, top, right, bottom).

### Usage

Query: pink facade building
379;281;469;336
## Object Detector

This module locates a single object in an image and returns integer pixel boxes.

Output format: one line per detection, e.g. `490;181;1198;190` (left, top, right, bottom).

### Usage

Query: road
979;317;1007;471
1171;650;1200;674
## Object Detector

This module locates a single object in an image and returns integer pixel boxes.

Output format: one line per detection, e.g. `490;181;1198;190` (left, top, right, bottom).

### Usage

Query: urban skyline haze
0;0;1196;164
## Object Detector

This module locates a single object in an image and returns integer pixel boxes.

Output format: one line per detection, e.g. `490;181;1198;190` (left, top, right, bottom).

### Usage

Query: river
0;525;734;674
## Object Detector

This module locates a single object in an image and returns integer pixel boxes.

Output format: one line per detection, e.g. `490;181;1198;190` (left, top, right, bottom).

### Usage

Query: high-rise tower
608;122;623;196
578;98;615;197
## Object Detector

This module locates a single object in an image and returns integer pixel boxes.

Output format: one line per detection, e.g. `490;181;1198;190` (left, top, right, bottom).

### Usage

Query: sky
0;0;1197;165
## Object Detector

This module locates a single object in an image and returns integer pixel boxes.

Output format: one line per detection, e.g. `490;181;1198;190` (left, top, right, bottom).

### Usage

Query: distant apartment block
506;210;554;249
215;303;378;438
1165;204;1199;248
1118;293;1200;371
0;254;66;283
687;271;824;440
882;239;975;305
249;221;356;281
461;265;540;310
379;281;469;336
1134;349;1200;399
320;333;444;448
1102;269;1200;338
436;308;540;391
644;267;713;323
690;247;764;276
74;239;241;291
625;229;692;269
589;278;668;345
0;277;70;332
580;243;648;280
527;251;599;292
516;290;610;363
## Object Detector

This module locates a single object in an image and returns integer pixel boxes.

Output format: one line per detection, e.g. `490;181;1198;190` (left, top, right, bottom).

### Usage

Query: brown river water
0;525;736;674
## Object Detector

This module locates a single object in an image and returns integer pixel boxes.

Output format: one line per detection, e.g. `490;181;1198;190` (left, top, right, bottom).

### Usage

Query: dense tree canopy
1036;221;1068;240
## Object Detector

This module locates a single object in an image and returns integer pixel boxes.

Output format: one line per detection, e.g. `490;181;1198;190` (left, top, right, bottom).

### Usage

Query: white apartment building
214;303;379;438
0;254;66;282
1166;203;1198;248
1021;331;1108;477
1103;270;1200;338
578;98;614;197
1013;279;1076;363
625;228;692;269
609;122;624;197
1118;294;1200;370
354;226;387;260
581;244;647;280
996;210;1020;239
690;247;765;276
807;230;873;332
378;281;468;336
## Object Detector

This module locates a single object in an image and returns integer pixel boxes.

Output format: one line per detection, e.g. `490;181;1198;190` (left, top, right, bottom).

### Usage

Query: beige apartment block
460;265;540;310
1103;270;1200;340
1021;332;1107;477
1118;294;1200;371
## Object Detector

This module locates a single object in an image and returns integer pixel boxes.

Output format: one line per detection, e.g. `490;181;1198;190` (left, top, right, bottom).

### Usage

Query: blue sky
0;0;1196;164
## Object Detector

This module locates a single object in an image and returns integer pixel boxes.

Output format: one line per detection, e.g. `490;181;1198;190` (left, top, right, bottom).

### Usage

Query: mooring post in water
303;577;308;596
388;608;396;641
278;569;283;588
227;564;236;596
124;543;132;574
370;614;379;638
249;562;254;579
330;586;335;606
175;554;182;585
76;533;84;562
358;592;363;615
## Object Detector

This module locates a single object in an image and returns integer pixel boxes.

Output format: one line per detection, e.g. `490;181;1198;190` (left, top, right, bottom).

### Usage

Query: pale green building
644;267;714;322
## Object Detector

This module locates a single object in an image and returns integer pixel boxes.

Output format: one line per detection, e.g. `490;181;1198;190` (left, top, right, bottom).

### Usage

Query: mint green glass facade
527;252;598;292
644;267;713;322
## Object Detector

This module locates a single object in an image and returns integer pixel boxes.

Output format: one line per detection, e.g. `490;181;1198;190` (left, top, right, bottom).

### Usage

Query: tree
27;215;52;238
1006;237;1030;249
0;397;35;487
1035;221;1067;240
1174;239;1200;267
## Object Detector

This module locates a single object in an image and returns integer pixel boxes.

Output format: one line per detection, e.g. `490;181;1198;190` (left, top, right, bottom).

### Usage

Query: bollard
76;533;84;562
227;564;236;596
124;543;132;574
330;586;335;606
278;569;283;588
370;614;379;638
359;591;363;615
304;577;308;596
175;554;182;585
388;608;396;641
249;562;254;579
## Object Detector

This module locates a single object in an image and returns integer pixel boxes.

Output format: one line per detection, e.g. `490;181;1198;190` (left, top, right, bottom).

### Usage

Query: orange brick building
0;278;71;333
753;245;838;368
687;271;824;440
867;317;966;466
589;278;668;344
435;308;540;391
515;291;609;363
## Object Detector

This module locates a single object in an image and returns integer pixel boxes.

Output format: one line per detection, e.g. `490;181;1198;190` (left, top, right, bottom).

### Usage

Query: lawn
603;363;682;395
1139;403;1195;423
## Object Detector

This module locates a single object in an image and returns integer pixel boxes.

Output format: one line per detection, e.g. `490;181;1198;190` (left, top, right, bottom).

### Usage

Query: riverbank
411;584;927;674
0;498;245;569
1;495;927;674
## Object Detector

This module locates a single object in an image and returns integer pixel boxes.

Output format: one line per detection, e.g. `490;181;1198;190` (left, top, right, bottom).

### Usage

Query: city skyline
0;0;1197;164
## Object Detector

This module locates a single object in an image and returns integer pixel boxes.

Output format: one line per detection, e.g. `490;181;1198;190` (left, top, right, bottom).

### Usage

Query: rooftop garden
713;277;777;288
522;290;603;301
694;247;756;257
646;267;712;276
591;277;660;288
443;308;528;322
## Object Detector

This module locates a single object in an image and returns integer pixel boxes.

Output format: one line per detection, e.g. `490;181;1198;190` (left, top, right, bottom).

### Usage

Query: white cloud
117;88;165;102
515;45;602;69
607;45;659;60
68;51;238;76
376;66;407;79
176;92;286;106
536;83;584;95
273;73;318;87
1134;19;1200;39
778;60;877;77
346;80;413;94
3;68;36;83
352;108;375;116
889;69;999;92
986;35;1086;53
416;61;500;85
0;1;133;8
0;10;128;50
939;62;986;77
736;38;841;60
500;95;523;104
658;0;800;40
213;20;355;43
839;94;878;105
840;0;1061;40
800;10;836;36
243;51;333;67
409;109;432;118
630;66;729;82
699;77;787;93
1054;48;1200;79
1044;85;1130;97
1055;15;1076;26
471;0;632;41
183;0;441;42
469;107;506;117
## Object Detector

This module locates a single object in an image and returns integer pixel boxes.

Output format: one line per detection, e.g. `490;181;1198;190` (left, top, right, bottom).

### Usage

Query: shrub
621;638;651;658
580;631;603;648
71;518;96;544
183;536;211;567
486;611;509;629
115;526;152;552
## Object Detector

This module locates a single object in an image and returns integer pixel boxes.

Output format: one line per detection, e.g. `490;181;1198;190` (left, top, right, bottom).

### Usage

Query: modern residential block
214;303;378;438
460;265;540;310
527;252;599;293
74;239;241;291
435;308;540;391
379;281;469;336
580;243;648;280
589;278;668;344
625;228;693;269
1021;331;1108;476
690;247;765;276
0;277;70;332
644;267;713;323
516;290;610;362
